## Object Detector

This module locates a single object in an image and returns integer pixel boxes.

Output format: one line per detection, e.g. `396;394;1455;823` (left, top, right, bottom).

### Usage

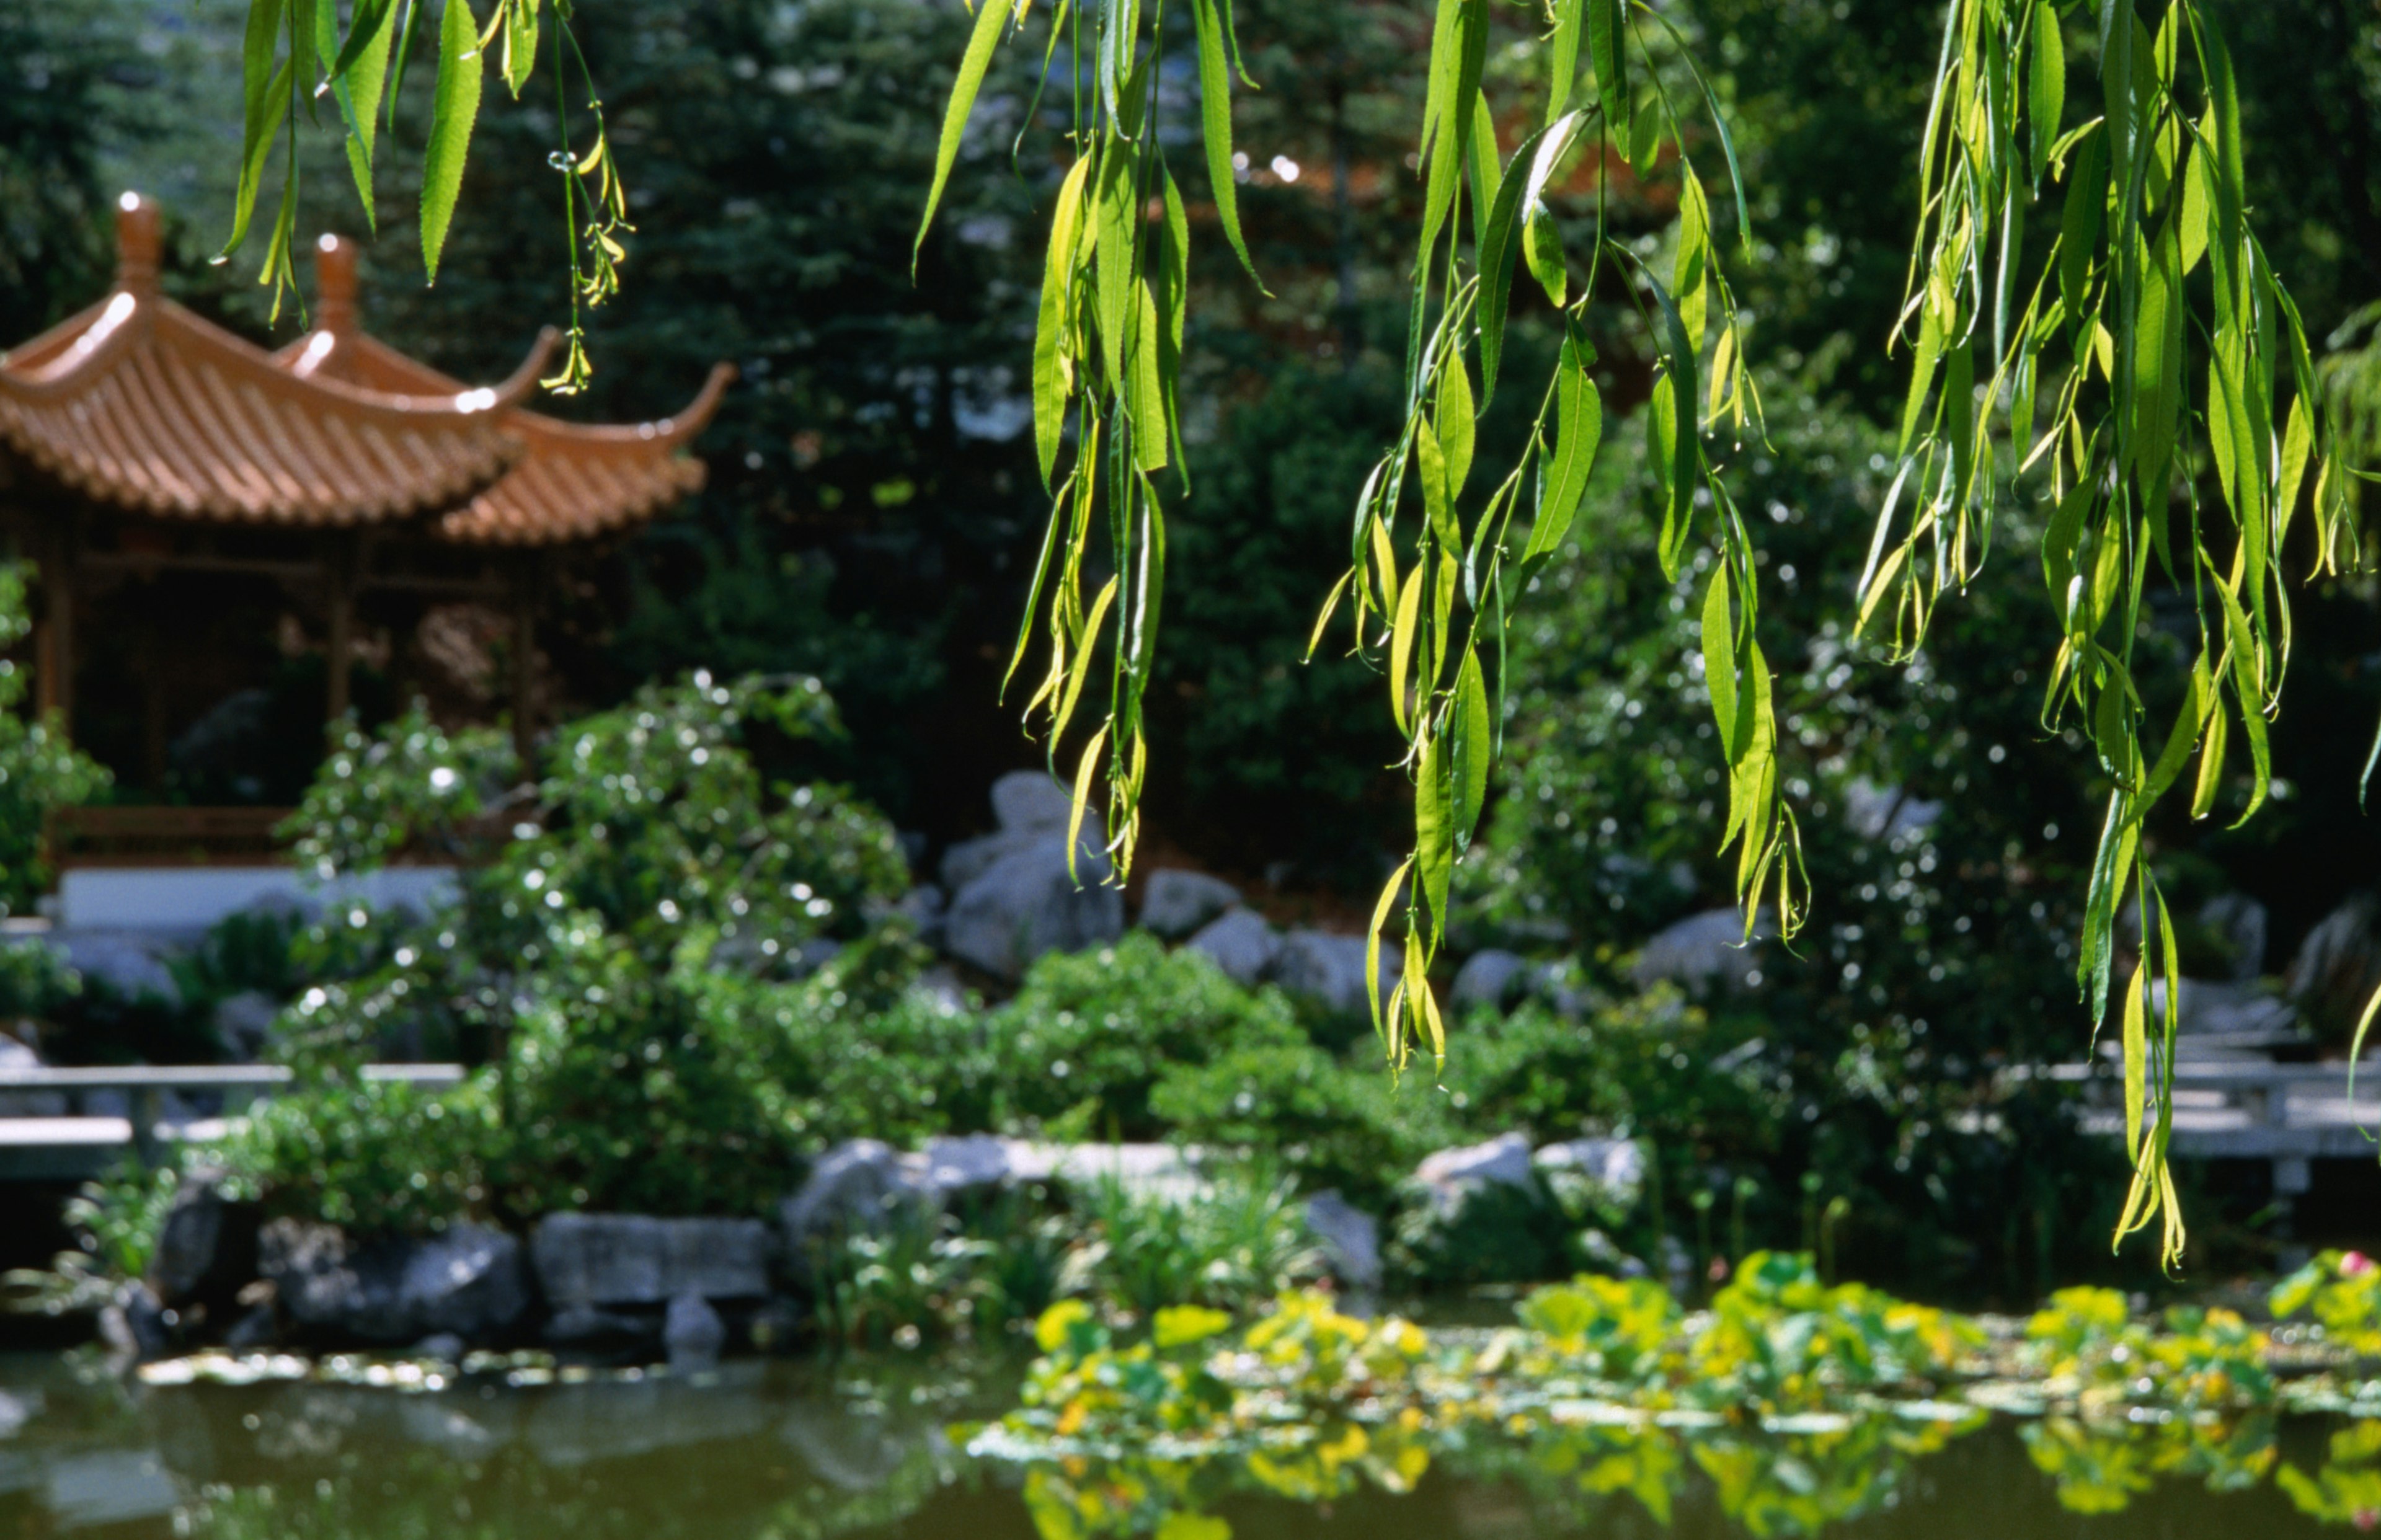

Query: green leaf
421;0;486;285
1191;0;1264;289
2028;0;2064;183
1589;0;1626;133
1388;560;1425;733
2057;126;2106;335
1453;647;1491;843
1525;330;1600;564
1548;0;1584;126
1640;271;1700;580
338;0;399;223
330;0;398;80
1094;141;1137;390
1436;348;1476;495
1474;118;1559;405
1415;725;1453;937
1466;91;1502;258
221;0;290;261
1417;417;1458;547
1675;174;1711;353
502;0;538;96
1365;858;1412;1040
1628;87;1662;179
1419;0;1487;268
1129;280;1168;472
1701;565;1740;762
913;0;1015;277
1523;204;1566;307
1032;157;1093;489
2131;219;2183;515
386;0;427;129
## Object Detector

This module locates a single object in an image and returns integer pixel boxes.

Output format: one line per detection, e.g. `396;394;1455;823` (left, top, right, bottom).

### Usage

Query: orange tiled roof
277;236;731;547
0;196;552;527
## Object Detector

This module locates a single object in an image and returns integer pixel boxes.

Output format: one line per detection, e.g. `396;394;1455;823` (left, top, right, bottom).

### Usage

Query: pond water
0;1350;2365;1539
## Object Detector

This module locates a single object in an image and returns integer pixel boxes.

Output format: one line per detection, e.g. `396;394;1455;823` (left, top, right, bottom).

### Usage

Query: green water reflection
0;1352;2369;1539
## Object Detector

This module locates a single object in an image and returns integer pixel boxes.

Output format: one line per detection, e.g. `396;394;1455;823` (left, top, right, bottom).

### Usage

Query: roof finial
115;192;159;294
315;233;358;336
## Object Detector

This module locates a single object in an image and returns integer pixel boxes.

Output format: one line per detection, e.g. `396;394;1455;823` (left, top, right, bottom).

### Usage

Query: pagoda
0;194;729;827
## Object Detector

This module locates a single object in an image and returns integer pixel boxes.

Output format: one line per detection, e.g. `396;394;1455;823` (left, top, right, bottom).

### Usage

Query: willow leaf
1417;417;1458;547
1476;117;1570;406
421;0;485;285
1701;565;1740;761
1589;0;1626;134
1675;174;1712;353
339;0;399;227
1032;158;1093;489
1190;0;1263;288
1453;647;1491;843
1415;725;1453;938
1436;350;1475;497
1525;334;1600;564
1548;0;1584;126
1365;859;1413;1041
2027;1;2064;182
1389;561;1425;733
222;0;290;260
913;0;1014;276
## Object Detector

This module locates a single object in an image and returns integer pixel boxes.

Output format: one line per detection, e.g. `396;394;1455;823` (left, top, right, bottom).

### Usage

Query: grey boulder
942;836;1123;981
260;1219;528;1342
1187;909;1282;986
1187;909;1281;986
781;1136;1012;1247
664;1291;727;1371
1629;908;1773;994
2287;893;2381;1043
1303;1191;1382;1292
148;1173;260;1311
1414;1133;1535;1216
530;1213;773;1310
780;1140;916;1244
1535;1136;1647;1211
991;769;1076;833
1450;950;1529;1014
99;1281;173;1360
1138;870;1241;940
1270;929;1401;1017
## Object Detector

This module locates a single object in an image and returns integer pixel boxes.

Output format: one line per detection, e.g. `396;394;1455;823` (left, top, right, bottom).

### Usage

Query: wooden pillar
509;557;540;777
324;535;358;728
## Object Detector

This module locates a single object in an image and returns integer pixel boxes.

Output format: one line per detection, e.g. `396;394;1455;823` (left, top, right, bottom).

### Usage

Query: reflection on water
0;1350;2369;1540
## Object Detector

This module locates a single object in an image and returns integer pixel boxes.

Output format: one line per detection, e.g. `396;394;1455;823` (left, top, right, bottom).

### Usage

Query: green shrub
0;937;80;1024
985;934;1305;1139
1071;1166;1322;1321
221;672;915;1226
0;562;108;919
213;1078;500;1236
1148;1040;1456;1210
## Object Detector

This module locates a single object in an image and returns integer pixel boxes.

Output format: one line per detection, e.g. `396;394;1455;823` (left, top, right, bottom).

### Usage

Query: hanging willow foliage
920;0;2371;1259
1862;0;2354;1267
914;0;1248;888
917;0;1804;1076
223;0;623;392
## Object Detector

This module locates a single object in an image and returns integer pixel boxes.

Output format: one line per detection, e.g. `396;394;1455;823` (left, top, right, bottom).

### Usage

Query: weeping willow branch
1865;0;2356;1268
1321;0;1802;1074
918;0;1251;889
222;0;621;391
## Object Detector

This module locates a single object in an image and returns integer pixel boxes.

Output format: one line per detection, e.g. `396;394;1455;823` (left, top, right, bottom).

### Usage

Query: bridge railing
0;1064;466;1177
